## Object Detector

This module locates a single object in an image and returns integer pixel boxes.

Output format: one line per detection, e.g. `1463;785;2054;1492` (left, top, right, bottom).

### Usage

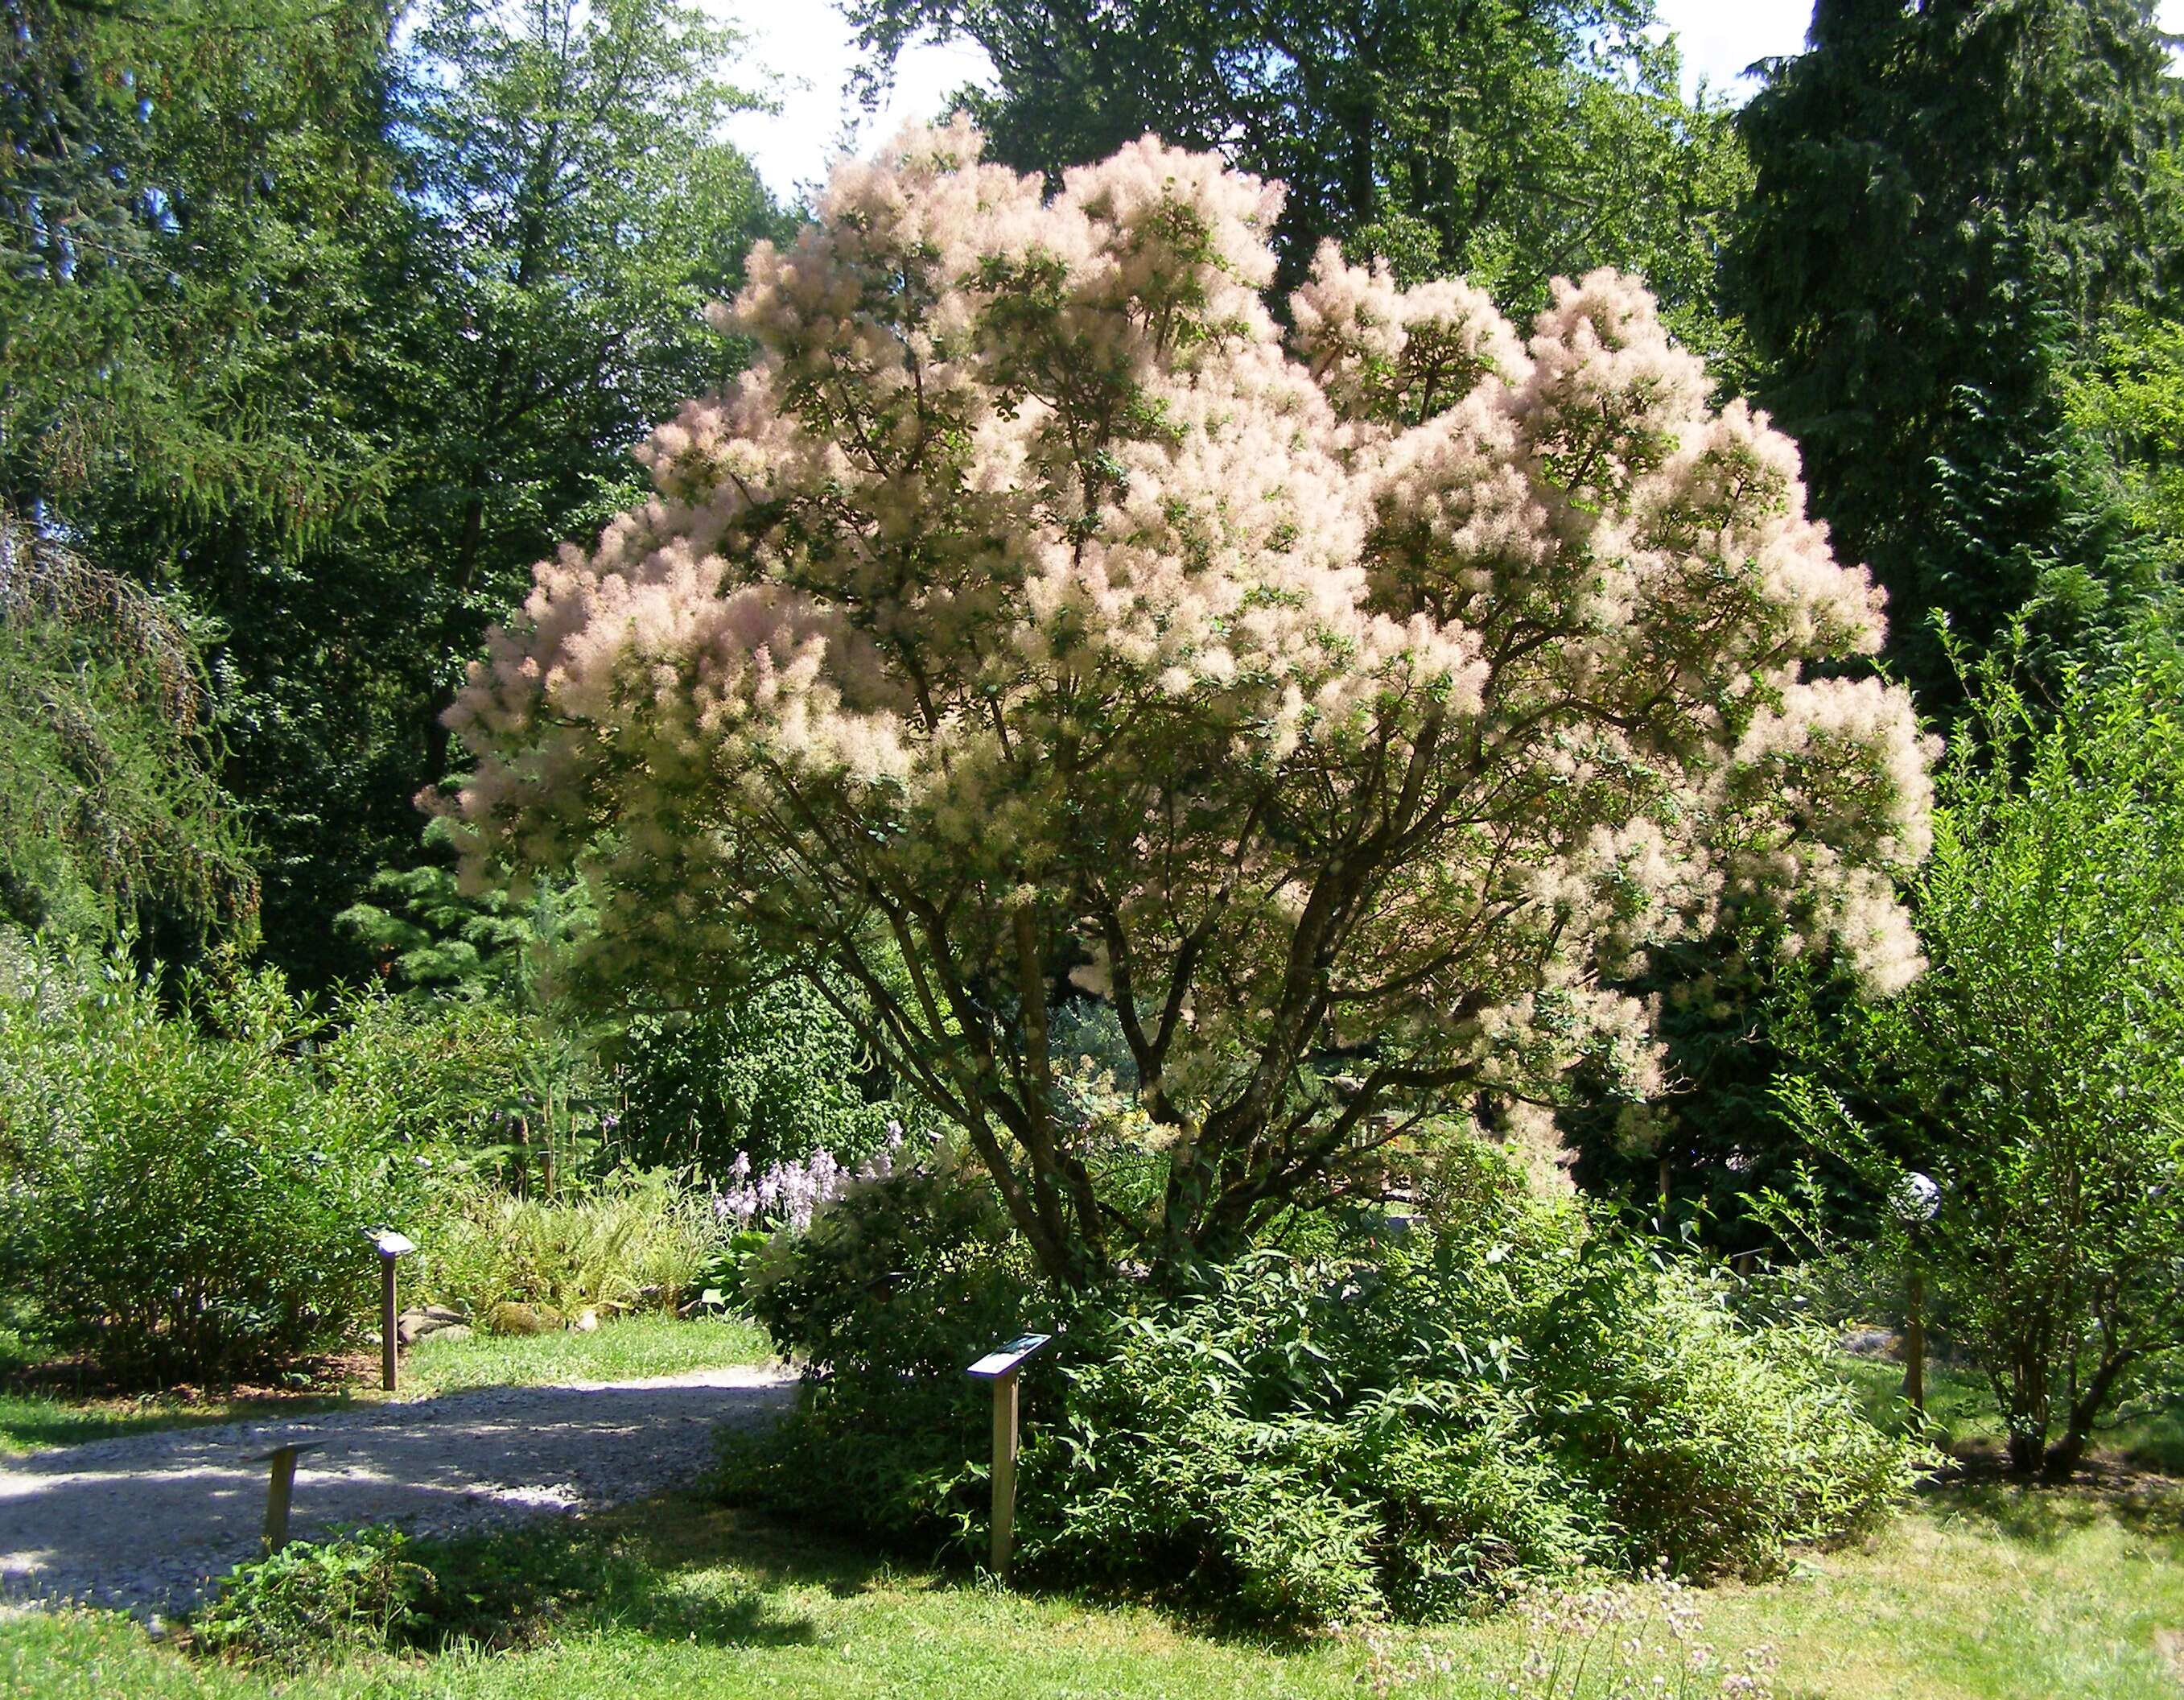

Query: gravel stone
0;1365;794;1616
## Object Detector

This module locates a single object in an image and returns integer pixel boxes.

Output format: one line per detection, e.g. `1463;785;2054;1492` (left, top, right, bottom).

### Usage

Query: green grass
1837;1353;2184;1472
398;1314;775;1397
0;1315;776;1455
2;1476;2182;1700
0;1388;361;1457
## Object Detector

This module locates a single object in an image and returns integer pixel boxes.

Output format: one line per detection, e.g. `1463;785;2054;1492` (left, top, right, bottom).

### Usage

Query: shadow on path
0;1368;793;1614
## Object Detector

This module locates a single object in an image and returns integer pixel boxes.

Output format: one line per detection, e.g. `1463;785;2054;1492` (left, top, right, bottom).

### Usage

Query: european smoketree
446;127;1931;1286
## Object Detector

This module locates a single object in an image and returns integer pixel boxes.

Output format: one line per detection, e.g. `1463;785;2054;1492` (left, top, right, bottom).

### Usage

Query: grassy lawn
1836;1353;2184;1473
3;1475;2182;1700
0;1316;776;1456
398;1314;775;1397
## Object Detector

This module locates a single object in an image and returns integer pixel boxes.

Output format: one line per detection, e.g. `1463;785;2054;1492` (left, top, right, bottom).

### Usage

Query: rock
1839;1327;1902;1360
431;1324;473;1345
397;1306;475;1345
485;1302;555;1337
571;1308;600;1334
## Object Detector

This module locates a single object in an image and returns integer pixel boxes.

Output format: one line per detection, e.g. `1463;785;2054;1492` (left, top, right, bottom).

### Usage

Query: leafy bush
192;1528;431;1669
727;1139;1913;1626
1025;1236;1906;1623
603;976;900;1181
191;1521;612;1667
0;953;456;1380
1781;656;2184;1474
414;1168;730;1322
715;1141;1049;1543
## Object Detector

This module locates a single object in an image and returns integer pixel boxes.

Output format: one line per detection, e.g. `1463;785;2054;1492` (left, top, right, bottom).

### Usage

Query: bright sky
722;0;2184;202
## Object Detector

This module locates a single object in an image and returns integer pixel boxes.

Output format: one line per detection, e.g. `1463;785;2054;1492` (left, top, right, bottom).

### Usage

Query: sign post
965;1333;1052;1583
1889;1173;1942;1423
247;1440;325;1554
365;1230;416;1393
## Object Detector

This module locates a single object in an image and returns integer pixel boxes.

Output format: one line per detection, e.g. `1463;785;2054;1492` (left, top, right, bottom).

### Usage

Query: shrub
602;976;900;1181
1781;655;2184;1474
715;1141;1049;1544
190;1521;613;1667
1521;1240;1915;1575
192;1528;431;1669
0;954;447;1380
1022;1222;1908;1625
414;1168;730;1321
729;1139;1914;1626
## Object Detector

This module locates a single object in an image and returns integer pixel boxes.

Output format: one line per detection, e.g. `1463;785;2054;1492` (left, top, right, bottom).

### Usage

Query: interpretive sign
964;1332;1054;1582
966;1333;1051;1380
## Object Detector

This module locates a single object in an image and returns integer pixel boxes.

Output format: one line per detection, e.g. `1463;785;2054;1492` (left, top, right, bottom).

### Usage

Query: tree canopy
445;126;1933;1285
850;0;1751;355
2;0;785;978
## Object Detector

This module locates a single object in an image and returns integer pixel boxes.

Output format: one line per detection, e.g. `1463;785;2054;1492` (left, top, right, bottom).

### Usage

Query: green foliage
341;860;897;1186
0;517;255;943
852;0;1751;349
727;1140;1909;1625
1020;1170;1910;1626
190;1516;633;1667
1029;1251;1590;1625
1779;654;2184;1474
1;0;401;539
416;1170;731;1321
4;0;785;984
0;947;512;1380
716;1145;1049;1544
1729;0;2178;699
193;1528;431;1670
604;977;898;1180
1560;924;1879;1248
2067;300;2184;633
334;819;546;996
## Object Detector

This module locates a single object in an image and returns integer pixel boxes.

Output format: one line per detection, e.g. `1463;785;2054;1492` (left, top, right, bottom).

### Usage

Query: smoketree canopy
445;124;1932;1285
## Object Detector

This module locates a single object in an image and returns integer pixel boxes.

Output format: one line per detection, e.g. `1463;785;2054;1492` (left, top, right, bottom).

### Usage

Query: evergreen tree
1730;0;2178;701
0;511;254;943
217;0;785;980
1;0;402;542
5;0;784;980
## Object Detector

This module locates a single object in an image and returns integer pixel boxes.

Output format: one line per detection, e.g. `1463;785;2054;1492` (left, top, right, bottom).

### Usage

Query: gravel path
0;1365;796;1616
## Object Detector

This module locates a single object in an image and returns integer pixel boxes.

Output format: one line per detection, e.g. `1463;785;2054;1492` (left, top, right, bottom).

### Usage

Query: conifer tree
1730;0;2178;700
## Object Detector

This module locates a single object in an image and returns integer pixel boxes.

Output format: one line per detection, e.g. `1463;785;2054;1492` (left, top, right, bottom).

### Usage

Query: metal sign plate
966;1333;1052;1379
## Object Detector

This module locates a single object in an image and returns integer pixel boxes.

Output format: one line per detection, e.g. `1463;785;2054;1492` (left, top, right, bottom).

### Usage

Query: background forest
8;0;2184;1685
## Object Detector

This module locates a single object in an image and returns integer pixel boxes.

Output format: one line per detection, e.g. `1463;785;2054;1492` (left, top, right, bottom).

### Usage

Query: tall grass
418;1170;727;1321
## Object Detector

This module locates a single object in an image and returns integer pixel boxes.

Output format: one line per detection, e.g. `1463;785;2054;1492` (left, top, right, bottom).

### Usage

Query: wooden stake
249;1442;324;1555
964;1331;1050;1587
991;1371;1020;1582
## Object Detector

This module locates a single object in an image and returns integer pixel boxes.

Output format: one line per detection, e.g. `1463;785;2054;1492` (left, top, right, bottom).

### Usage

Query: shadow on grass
1918;1459;2184;1550
0;1393;362;1456
380;1495;898;1657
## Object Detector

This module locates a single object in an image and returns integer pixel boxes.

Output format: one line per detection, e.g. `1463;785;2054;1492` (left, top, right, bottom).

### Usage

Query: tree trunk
2046;1351;2134;1479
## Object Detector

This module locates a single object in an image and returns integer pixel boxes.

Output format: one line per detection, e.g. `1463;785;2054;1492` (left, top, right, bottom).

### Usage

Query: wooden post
381;1251;399;1394
965;1332;1052;1587
1903;1263;1926;1418
249;1442;325;1554
365;1229;414;1396
990;1371;1020;1581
